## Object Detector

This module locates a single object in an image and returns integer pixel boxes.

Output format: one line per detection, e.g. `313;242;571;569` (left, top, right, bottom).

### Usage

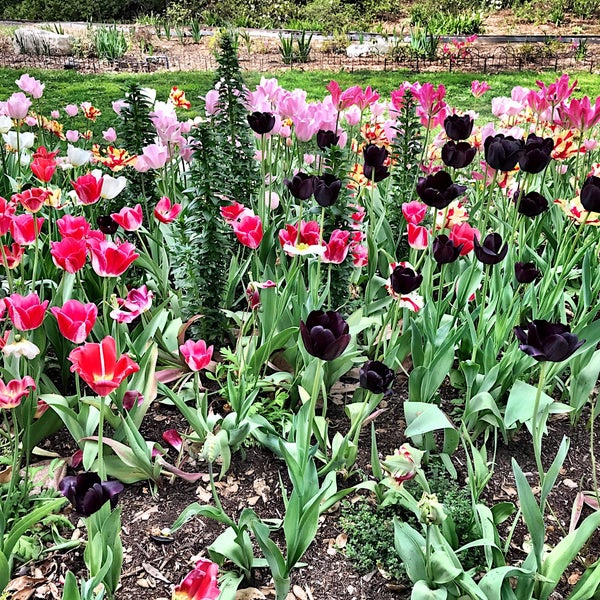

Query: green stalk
532;362;548;495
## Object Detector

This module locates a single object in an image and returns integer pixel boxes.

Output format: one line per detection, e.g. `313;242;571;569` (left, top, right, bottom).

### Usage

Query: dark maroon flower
316;129;339;150
473;232;508;265
313;174;342;207
514;261;541;284
444;114;474;141
97;215;118;235
416;171;467;209
517;191;549;217
580;175;600;213
299;310;351;361
363;164;389;182
59;472;124;516
518;133;554;174
363;143;388;168
247;111;275;135
284;172;316;200
390;265;422;294
514;320;584;362
441;141;476;169
359;360;395;394
432;234;462;264
484;134;524;172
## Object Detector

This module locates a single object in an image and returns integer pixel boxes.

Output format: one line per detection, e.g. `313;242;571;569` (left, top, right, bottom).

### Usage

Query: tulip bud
418;492;447;526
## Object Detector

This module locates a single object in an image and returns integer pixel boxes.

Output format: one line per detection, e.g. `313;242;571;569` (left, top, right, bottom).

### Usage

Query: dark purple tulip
390;264;423;294
484;134;524;172
518;133;554;174
359;360;395;394
97;215;118;235
314;174;342;207
363;143;388;168
441;141;476;169
247;111;275;135
514;261;541;284
514;320;584;362
284;172;316;200
363;164;390;182
432;234;462;264
316;129;339;150
299;310;351;361
416;171;467;209
473;233;508;265
517;191;549;217
580;175;600;213
444;114;474;141
59;472;124;516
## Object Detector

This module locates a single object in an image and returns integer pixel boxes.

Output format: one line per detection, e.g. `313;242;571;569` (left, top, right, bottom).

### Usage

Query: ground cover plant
0;29;600;600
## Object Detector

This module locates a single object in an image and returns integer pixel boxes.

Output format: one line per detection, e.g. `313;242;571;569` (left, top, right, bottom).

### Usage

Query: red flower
154;196;182;224
72;173;103;206
0;243;24;269
0;376;36;409
69;336;140;396
5;292;48;330
87;238;139;277
232;215;263;249
449;222;480;256
407;223;430;250
0;197;16;235
51;237;87;273
179;339;214;372
57;215;92;240
31;156;57;183
10;214;44;245
172;558;220;600
111;204;143;231
51;300;98;344
220;201;252;224
402;201;428;225
278;220;322;248
322;229;351;264
12;188;49;213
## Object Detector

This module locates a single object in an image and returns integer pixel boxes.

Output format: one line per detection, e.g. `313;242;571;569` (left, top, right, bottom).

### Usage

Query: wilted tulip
313;174;342;207
359;360;395;394
247;111;275;135
443;114;474;141
172;558;220;600
432;234;462;264
416;171;466;209
514;320;584;362
59;472;124;516
484;134;524;172
580;175;600;213
518;133;554;174
514;261;541;284
473;232;508;265
299;310;351;361
517;191;549;217
441;141;476;169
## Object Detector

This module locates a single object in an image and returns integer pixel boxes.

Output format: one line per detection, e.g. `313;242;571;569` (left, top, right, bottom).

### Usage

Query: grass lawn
1;67;599;135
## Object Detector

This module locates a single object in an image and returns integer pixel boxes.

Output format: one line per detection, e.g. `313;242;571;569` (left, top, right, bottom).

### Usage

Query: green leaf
393;519;427;583
410;580;448;600
504;380;554;430
0;550;9;593
478;566;533;600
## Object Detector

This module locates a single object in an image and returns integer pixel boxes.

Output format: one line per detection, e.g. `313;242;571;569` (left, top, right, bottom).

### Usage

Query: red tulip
12;188;49;213
179;339;213;372
5;292;48;330
51;300;98;344
220;201;252;224
154;196;182;224
51;237;87;273
172;558;220;600
0;243;24;269
232;215;263;249
10;214;44;245
31;157;57;183
449;222;480;256
407;223;430;250
322;229;351;264
71;173;103;206
0;376;36;409
402;201;428;225
57;215;91;240
87;238;139;277
111;204;143;231
69;336;140;396
0;197;16;235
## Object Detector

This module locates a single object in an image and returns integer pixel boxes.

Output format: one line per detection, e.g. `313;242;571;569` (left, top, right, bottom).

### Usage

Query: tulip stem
97;395;106;481
471;266;490;362
309;358;324;443
532;362;548;495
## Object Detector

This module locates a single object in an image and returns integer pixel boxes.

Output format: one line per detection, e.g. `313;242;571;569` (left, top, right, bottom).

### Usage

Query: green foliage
279;32;314;65
93;26;129;61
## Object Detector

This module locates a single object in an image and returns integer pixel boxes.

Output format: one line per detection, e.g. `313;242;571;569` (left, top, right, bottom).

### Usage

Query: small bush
93;25;129;61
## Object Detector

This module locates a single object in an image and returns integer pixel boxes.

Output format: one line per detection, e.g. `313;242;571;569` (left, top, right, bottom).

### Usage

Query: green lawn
1;67;599;135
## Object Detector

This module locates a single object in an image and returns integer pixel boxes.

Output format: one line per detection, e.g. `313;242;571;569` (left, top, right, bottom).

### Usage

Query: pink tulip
16;74;45;99
407;224;430;250
10;214;44;245
232;215;263;249
180;339;214;372
111;204;143;231
110;285;153;324
103;127;117;142
0;376;36;409
51;237;87;273
134;143;170;172
5;92;31;120
57;215;91;240
51;300;97;344
5;292;48;331
402;201;428;225
64;104;79;117
87;238;139;277
154;196;182;224
322;229;351;264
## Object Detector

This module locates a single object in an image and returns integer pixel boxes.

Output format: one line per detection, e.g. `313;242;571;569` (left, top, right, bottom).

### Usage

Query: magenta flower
180;339;214;372
111;204;143;231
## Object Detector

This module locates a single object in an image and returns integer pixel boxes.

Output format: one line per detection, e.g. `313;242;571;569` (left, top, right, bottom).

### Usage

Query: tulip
407;223;429;250
443;114;474;141
64;104;78;117
51;237;87;273
517;191;549;217
359;360;395;394
518;133;554;174
0;243;24;270
97;216;118;236
473;233;508;265
0;197;16;235
172;558;220;600
12;188;49;213
59;472;124;516
418;492;447;526
57;215;91;240
322;229;351;264
72;173;103;206
123;390;144;410
471;80;490;98
382;443;424;486
88;238;139;277
284;172;316;200
10;214;44;245
232;215;263;249
416;171;466;209
180;339;214;372
247;111;276;135
390;264;423;295
363;162;389;182
154;196;183;224
484;134;524;172
299;310;351;361
514;261;541;284
15;74;45;99
134;143;169;173
363;143;389;168
51;300;97;344
30;157;57;183
313;174;342;207
5;292;48;331
0;376;36;409
111;204;143;232
432;234;462;264
316;129;339;150
402;201;427;225
449;222;480;256
2;338;40;359
5;92;31;120
220;201;252;224
110;285;153;324
69;336;140;396
514;320;584;362
580;175;600;213
441;141;476;169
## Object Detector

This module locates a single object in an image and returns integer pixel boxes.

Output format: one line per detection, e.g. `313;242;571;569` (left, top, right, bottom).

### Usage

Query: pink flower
65;130;80;143
471;80;490;98
51;110;60;119
322;229;351;264
449;222;480;255
57;215;91;240
111;204;143;231
411;83;447;127
110;285;153;324
5;92;31;120
10;214;44;245
232;215;263;249
180;339;214;372
352;244;368;267
0;376;36;409
402;201;428;225
71;173;103;206
64;104;79;117
0;197;16;235
220;201;252;224
558;96;600;132
5;292;48;331
87;238;139;277
51;237;87;273
123;390;144;410
172;558;220;600
326;80;342;109
205;89;220;116
51;300;97;344
407;223;430;250
162;429;183;452
135;143;170;172
103;127;117;143
15;74;45;99
154;197;182;224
